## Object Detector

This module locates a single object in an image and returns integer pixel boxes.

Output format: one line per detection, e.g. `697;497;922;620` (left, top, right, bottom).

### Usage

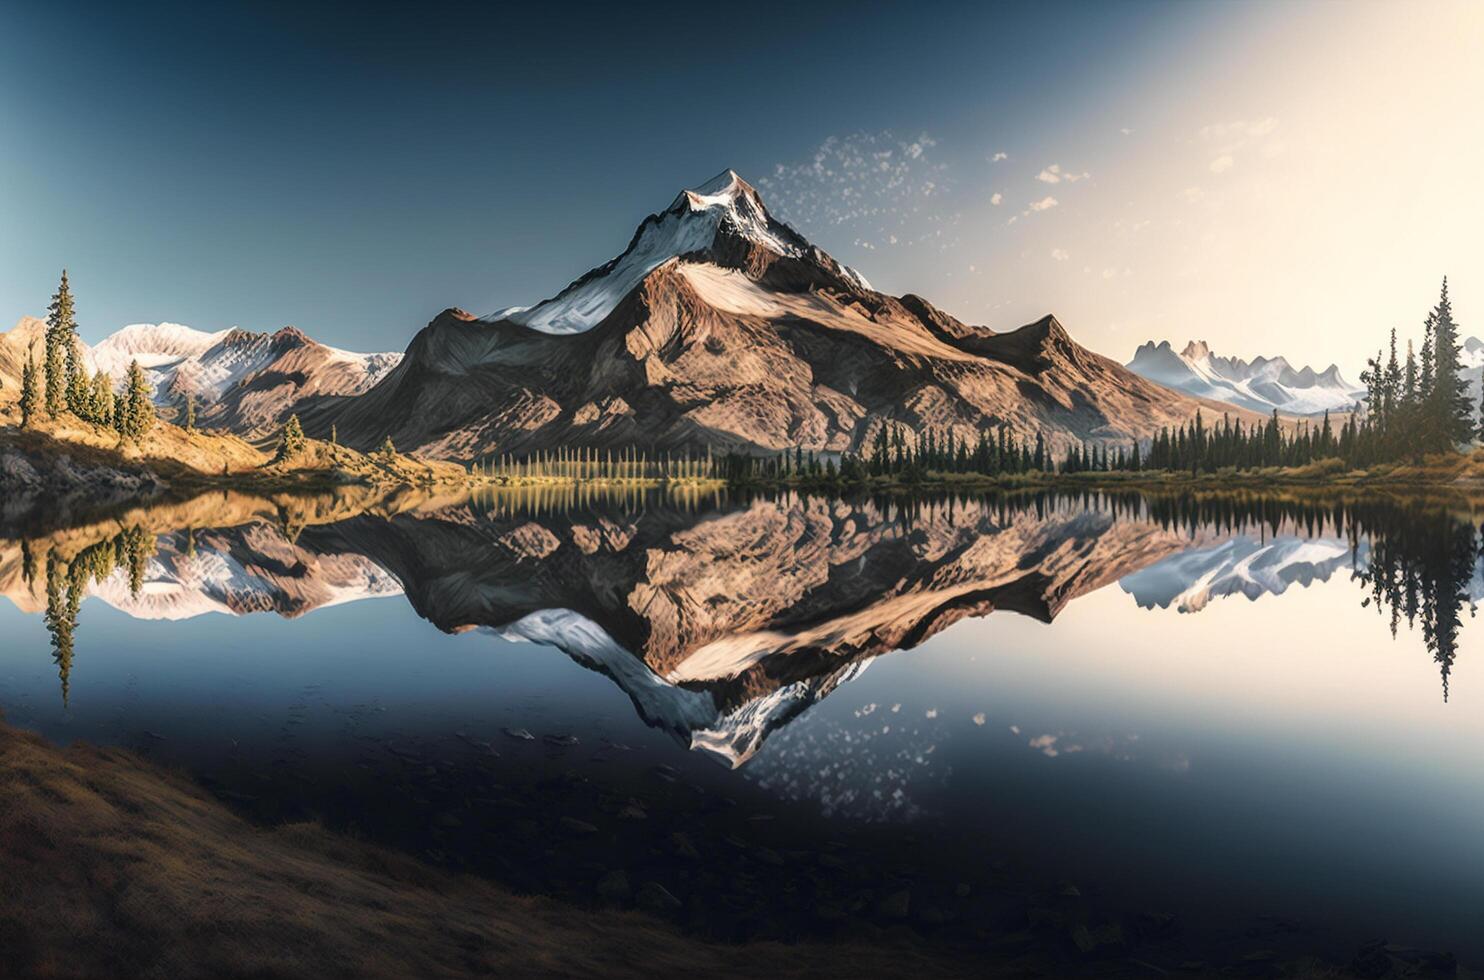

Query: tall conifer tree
20;344;40;428
1428;278;1472;447
44;270;76;416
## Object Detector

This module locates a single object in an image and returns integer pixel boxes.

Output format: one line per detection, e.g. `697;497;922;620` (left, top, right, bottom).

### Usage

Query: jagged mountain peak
493;169;870;336
1127;338;1363;416
671;168;761;212
1180;339;1212;361
270;325;313;350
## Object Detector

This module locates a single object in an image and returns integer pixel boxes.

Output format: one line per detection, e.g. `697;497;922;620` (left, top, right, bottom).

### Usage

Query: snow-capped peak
494;168;871;335
1128;338;1364;416
91;323;229;374
79;321;401;407
672;168;761;212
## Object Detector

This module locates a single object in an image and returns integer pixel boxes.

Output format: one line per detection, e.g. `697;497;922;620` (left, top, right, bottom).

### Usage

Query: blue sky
2;0;1478;373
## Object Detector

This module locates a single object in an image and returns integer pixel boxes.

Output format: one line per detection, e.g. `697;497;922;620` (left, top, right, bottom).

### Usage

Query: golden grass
0;404;471;491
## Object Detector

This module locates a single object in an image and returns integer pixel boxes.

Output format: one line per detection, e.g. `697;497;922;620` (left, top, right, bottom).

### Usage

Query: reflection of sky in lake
0;519;1480;961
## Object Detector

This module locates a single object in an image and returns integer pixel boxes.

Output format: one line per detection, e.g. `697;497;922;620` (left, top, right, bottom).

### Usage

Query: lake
1;487;1479;970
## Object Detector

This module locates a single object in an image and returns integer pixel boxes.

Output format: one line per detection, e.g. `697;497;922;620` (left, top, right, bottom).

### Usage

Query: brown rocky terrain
308;171;1260;462
187;325;403;436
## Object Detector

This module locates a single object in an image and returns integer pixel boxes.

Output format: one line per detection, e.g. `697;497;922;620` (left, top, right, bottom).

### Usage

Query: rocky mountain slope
310;170;1247;461
1126;339;1364;416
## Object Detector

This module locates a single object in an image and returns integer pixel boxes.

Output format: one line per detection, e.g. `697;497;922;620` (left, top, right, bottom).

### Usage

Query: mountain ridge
1127;338;1363;416
0;317;401;436
305;170;1257;460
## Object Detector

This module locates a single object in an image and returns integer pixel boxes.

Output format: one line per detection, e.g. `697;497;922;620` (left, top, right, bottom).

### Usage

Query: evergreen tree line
717;424;1052;487
470;444;723;482
20;270;155;439
1065;278;1478;474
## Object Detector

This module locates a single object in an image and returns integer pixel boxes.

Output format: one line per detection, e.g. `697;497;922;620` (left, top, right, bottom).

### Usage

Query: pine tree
277;415;306;460
380;435;397;459
330;423;338;446
1427;278;1472;448
121;360;153;439
90;371;114;428
20;343;40;428
44;270;76;416
66;337;87;414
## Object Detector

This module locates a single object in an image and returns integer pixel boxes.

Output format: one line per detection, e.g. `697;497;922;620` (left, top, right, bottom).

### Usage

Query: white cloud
1050;247;1070;261
1120;127;1133;136
1209;154;1235;174
990;192;1003;206
991;151;1008;162
1028;195;1059;212
1038;163;1090;184
1102;267;1118;279
1179;186;1205;204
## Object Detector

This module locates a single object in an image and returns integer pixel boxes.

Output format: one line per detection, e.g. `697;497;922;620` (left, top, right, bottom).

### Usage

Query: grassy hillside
0;400;468;490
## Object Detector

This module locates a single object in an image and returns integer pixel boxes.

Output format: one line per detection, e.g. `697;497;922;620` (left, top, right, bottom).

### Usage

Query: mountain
312;170;1245;460
0;317;47;402
2;318;400;435
89;322;402;435
1119;535;1356;612
1126;339;1363;416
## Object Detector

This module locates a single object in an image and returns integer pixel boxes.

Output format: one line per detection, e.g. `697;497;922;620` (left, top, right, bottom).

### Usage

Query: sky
1;0;1480;377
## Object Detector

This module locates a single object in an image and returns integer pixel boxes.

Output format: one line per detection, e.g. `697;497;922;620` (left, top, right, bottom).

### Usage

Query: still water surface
1;489;1479;963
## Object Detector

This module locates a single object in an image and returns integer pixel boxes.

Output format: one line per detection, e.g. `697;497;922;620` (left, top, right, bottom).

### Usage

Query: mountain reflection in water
4;487;1479;760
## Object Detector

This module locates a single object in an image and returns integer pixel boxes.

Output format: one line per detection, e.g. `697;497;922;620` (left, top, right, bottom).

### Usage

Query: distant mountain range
0;317;400;436
14;170;1479;456
1125;340;1363;416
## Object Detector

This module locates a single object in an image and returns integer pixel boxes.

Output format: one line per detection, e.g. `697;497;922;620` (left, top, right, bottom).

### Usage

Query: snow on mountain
90;322;226;372
1126;339;1363;416
1460;336;1484;408
1463;336;1484;370
88;532;403;621
485;607;873;768
495;169;871;335
486;609;718;735
84;321;402;408
1118;535;1355;613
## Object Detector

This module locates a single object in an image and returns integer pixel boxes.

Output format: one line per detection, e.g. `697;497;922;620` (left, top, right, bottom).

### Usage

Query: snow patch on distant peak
495;169;871;335
1128;338;1364;416
86;321;401;405
92;323;229;374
